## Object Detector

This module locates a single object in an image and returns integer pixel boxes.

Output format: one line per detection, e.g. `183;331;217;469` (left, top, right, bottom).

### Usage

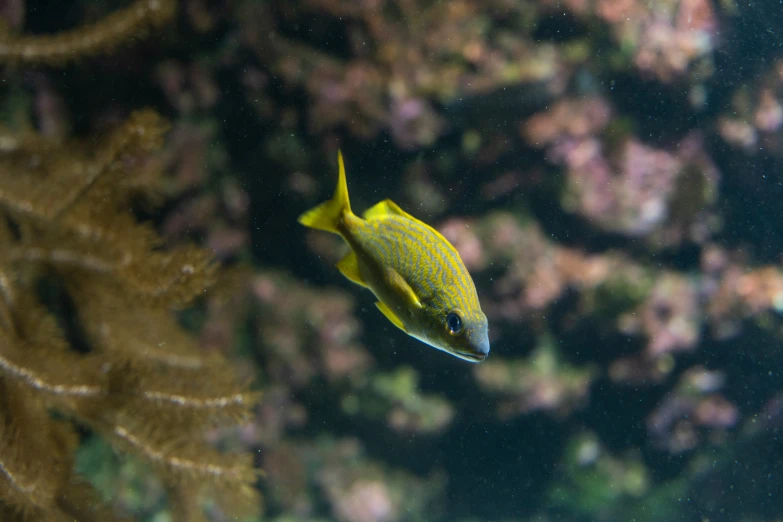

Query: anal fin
376;301;407;332
336;251;366;287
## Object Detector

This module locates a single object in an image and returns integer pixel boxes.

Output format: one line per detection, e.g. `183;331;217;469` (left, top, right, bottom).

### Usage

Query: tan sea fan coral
0;0;176;66
0;110;260;521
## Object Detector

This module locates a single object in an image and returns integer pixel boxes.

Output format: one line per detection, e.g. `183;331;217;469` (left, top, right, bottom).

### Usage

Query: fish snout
476;337;490;356
462;333;489;362
473;337;490;359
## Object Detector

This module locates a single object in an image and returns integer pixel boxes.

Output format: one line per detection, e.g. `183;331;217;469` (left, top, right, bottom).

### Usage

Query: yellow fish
298;151;489;362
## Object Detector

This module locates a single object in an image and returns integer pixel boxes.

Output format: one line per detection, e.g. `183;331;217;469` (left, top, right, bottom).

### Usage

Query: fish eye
446;310;464;335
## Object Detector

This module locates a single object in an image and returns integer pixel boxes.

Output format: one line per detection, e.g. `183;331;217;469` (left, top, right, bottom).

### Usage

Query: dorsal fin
365;199;464;266
363;199;411;221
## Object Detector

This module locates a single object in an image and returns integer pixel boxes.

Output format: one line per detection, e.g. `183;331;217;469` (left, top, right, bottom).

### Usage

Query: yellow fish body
298;151;489;362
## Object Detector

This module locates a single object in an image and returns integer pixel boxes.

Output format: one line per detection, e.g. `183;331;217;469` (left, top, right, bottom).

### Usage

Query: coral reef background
2;0;783;521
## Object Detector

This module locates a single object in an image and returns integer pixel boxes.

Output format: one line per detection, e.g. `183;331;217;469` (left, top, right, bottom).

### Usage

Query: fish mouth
454;351;487;363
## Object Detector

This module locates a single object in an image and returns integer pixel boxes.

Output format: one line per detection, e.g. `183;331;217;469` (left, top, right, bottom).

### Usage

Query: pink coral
439;217;486;271
623;272;700;357
250;272;371;387
332;481;397;522
522;96;612;146
242;0;568;148
719;57;783;156
474;341;596;419
559;139;681;237
598;0;717;82
647;367;739;453
525;99;719;245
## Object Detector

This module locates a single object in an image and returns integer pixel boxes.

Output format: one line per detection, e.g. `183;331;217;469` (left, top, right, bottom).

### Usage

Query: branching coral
0;110;260;521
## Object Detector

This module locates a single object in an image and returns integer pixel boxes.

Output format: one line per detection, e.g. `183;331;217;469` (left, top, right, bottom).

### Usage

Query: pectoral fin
385;267;423;309
376;301;406;332
336;251;366;287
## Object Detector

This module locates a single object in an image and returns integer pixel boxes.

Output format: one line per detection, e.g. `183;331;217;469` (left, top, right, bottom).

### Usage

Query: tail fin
298;150;352;234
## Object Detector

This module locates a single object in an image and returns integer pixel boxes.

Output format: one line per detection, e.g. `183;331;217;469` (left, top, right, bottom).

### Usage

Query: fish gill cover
0;0;782;521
